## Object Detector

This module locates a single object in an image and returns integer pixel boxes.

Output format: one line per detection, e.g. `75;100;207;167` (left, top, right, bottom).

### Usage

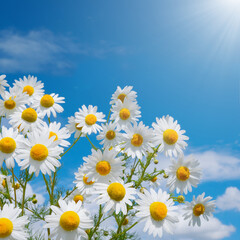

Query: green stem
11;168;17;207
88;205;103;239
86;135;97;150
60;134;81;157
106;108;112;123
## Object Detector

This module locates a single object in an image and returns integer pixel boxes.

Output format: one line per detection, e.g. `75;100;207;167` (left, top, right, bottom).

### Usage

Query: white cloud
0;30;126;74
216;186;240;212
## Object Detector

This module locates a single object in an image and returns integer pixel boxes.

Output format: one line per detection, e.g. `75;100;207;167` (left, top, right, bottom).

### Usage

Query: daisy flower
39;122;70;147
183;193;215;227
110;86;137;105
96;122;122;149
0;87;28;118
66;189;90;205
83;148;124;183
74;165;95;194
9;107;44;134
66;116;85;139
152;115;189;157
17;130;63;176
0;74;9;95
32;93;65;118
122;121;154;160
75;105;106;135
13;75;44;103
110;98;141;130
0;126;25;169
94;180;136;215
44;199;93;240
166;155;201;195
135;188;179;238
0;204;29;240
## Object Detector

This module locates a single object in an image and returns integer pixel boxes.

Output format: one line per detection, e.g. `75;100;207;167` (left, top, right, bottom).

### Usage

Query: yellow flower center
85;114;97;126
0;137;16;153
83;175;94;185
73;194;84;203
0;218;13;238
119;108;130;120
30;144;48;161
59;211;80;231
107;182;126;201
163;129;178;145
40;94;54;108
122;218;129;225
151;176;157;182
75;124;83;131
117;93;126;102
105;130;116;140
49;131;58;141
4;97;16;110
21;108;37;122
131;133;143;147
193;203;205;216
96;161;111;176
23;85;34;96
176;166;190;181
2;180;6;188
150;202;168;221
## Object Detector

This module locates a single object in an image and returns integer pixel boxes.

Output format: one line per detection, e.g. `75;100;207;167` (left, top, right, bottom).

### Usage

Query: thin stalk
11;168;17;207
60;134;81;157
86;135;97;150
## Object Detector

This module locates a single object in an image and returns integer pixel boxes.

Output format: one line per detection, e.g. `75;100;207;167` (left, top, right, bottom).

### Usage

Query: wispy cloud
0;30;126;74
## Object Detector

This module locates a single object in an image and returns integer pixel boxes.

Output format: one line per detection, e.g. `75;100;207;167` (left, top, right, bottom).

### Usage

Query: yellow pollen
131;133;143;147
83;175;94;185
30;144;48;161
4;97;16;110
96;161;111;176
117;93;126;102
59;211;80;231
0;137;16;154
2;180;6;188
75;124;83;131
0;218;13;238
106;130;116;140
122;218;129;225
163;129;178;145
151;176;158;182
23;85;34;96
119;108;130;120
73;195;84;203
150;202;168;221
193;203;205;216
21;108;37;122
85;114;97;126
107;182;126;201
176;166;190;181
40;94;54;108
49;131;58;141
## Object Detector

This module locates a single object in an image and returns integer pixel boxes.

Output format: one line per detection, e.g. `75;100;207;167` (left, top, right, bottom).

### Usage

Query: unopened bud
154;159;159;164
85;229;90;234
151;176;157;182
13;183;20;190
177;195;185;203
103;231;109;236
2;180;6;188
163;173;169;179
122;218;129;225
32;198;38;204
32;194;36;198
140;187;145;194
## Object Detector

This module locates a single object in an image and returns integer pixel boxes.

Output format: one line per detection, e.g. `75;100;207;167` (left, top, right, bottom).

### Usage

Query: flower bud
154;159;159;164
163;173;169;179
177;195;185;203
140;187;145;194
103;231;109;236
32;194;36;198
32;198;38;204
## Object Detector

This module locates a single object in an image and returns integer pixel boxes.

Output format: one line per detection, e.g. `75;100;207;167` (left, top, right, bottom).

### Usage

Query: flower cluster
0;75;215;239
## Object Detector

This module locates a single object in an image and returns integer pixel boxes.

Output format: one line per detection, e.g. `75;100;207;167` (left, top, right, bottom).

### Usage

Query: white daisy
74;165;95;194
110;86;137;105
110;98;141;130
0;126;25;169
44;199;93;240
152;115;189;157
66;189;90;205
32;93;65;118
13;75;44;103
39;122;70;147
94;180;136;215
135;188;179;238
122;121;154;160
75;105;106;135
0;204;29;240
66;116;85;139
0;74;10;95
9;107;44;134
0;87;28;118
166;155;201;195
17;130;63;176
183;193;215;227
96;122;122;149
83;148;124;183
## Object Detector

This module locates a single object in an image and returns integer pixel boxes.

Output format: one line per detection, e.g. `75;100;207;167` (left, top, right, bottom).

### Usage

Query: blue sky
1;0;240;239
